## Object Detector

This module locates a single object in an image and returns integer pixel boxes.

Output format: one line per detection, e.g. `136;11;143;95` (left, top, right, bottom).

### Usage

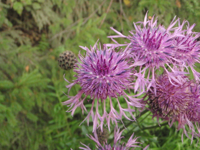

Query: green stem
138;111;151;123
125;122;169;138
124;109;149;129
136;109;149;119
141;122;168;130
128;111;151;133
109;109;150;135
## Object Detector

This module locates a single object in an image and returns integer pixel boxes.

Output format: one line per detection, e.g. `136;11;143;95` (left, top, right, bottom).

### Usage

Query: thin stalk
109;109;150;135
141;122;168;130
124;109;149;129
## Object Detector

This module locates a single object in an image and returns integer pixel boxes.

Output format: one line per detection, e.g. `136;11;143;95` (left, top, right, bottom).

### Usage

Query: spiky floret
145;74;190;120
186;84;200;123
181;83;200;141
144;74;200;141
172;20;200;81
79;128;148;150
63;42;142;132
175;82;200;142
107;13;185;94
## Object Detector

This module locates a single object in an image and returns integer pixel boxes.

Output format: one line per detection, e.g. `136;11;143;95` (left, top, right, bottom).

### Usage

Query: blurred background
0;0;200;149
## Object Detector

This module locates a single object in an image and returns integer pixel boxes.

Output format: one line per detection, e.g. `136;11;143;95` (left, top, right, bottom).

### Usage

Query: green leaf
0;11;6;27
26;112;38;122
0;114;6;122
32;2;41;10
46;92;57;98
90;27;106;35
6;110;17;127
20;87;35;109
0;104;7;112
23;0;32;5
36;97;42;108
4;18;13;27
11;102;22;113
47;85;56;91
43;102;51;114
18;69;50;88
13;2;23;15
37;0;45;3
0;94;5;102
81;125;88;135
0;80;14;90
76;18;83;35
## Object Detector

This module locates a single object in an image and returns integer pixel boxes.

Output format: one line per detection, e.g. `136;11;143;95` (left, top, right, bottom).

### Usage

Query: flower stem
141;122;168;130
124;109;149;128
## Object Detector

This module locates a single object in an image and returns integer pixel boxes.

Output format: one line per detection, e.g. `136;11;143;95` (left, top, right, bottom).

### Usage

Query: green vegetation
0;0;200;149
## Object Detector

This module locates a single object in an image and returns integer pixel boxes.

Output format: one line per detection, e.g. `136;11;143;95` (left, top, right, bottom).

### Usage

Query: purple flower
182;83;200;141
63;42;142;132
107;13;185;94
186;84;200;123
145;74;190;120
144;74;200;141
79;128;149;150
172;20;200;81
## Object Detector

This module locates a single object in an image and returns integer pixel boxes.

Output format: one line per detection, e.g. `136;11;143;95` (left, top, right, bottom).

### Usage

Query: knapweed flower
172;20;200;81
106;13;186;94
186;84;200;123
145;74;190;120
63;42;142;131
80;128;149;150
181;83;200;141
144;73;200;141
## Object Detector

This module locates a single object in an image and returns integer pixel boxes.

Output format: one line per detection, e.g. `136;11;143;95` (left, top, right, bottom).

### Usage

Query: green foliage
1;0;200;149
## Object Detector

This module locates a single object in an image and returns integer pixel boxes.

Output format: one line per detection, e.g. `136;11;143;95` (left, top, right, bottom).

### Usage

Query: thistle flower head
107;12;185;94
173;20;200;80
75;44;133;100
63;42;142;132
144;74;200;141
126;15;178;68
185;83;200;123
145;74;191;120
80;128;148;150
175;82;200;141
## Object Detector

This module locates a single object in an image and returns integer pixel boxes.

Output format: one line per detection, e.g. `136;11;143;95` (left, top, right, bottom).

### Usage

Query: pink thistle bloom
182;83;200;141
63;42;142;132
145;74;190;120
172;20;200;81
186;84;200;123
106;13;186;94
79;128;149;150
144;74;200;141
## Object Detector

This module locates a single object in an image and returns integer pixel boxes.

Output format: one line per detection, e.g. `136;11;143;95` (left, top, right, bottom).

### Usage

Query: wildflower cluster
107;13;200;141
61;12;200;149
107;14;200;94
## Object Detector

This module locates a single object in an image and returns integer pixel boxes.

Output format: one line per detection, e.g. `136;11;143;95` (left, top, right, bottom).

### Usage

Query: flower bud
58;51;77;70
